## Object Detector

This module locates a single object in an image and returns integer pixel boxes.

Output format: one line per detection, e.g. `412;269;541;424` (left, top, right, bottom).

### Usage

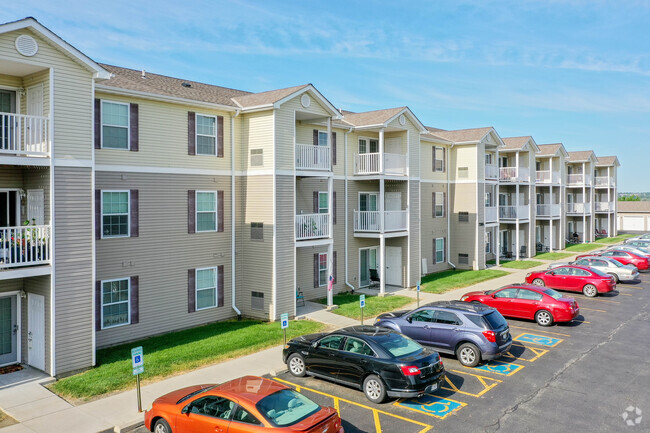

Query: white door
27;189;45;226
0;295;18;366
28;293;45;371
622;216;644;231
26;84;44;151
385;247;402;286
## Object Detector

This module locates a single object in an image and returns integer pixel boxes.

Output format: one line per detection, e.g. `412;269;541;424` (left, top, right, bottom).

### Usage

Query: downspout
231;110;242;318
344;126;356;292
447;144;456;270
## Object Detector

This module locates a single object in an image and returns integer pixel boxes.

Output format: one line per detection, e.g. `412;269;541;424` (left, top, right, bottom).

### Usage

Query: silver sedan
570;256;639;283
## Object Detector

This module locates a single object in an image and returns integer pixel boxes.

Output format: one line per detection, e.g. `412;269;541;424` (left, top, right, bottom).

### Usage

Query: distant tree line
618;193;646;201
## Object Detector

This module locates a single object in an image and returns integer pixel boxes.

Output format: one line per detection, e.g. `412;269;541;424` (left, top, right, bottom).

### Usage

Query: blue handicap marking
395;394;466;419
134;355;141;364
474;360;524;376
514;333;563;347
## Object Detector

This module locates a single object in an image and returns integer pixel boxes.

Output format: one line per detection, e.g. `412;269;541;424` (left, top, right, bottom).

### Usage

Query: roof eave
273;84;342;120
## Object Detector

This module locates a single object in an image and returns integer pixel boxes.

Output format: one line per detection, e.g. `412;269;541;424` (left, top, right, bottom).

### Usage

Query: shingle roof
342;107;407;127
502;136;532;150
617;201;650;212
537;143;562;155
422;127;452;143
425;127;494;143
566;150;595;162
98;64;249;106
595;156;619;167
231;84;309;108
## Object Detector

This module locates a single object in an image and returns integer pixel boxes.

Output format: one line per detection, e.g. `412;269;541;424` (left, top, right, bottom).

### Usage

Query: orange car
144;375;344;433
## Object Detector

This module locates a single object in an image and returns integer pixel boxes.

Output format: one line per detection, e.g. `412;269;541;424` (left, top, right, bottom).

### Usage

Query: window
459;212;469;222
318;192;328;213
189;396;234;419
102;191;129;237
485;191;493;207
458;167;469;178
485;231;492;253
250;148;263;166
517;290;543;301
101;101;129;149
359;138;379;153
459;253;469;264
251;291;264;310
319;253;328;286
196;192;217;232
318;131;328;146
410;309;435;322
318;335;344;349
196;267;217;310
434;147;445;171
494;288;518;298
485;154;492;164
101;278;130;328
435;238;445;264
343;338;375;356
233;406;262;425
196;114;216;155
251;222;263;240
434;311;461;325
435;192;444;217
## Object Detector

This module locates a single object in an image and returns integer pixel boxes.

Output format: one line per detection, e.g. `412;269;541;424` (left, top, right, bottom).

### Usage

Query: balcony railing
536;170;560;184
485;206;497;223
295;213;330;240
594;176;614;187
354;153;407;176
566;203;592;214
485;164;499;180
295;144;331;171
0;113;50;157
567;174;591;186
499;167;529;182
536;204;561;217
595;201;615;212
499;205;529;220
354;210;408;232
0;225;51;269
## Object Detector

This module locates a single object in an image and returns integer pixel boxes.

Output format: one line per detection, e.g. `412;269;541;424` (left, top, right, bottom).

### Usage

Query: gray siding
23;276;52;373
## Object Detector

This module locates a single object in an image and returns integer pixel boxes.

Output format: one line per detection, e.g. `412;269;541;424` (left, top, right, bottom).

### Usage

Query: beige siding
240;111;274;171
0;74;23;88
450;183;477;269
274;175;295;319
420;182;449;274
408;179;420;286
22;70;51;117
451;146;478;182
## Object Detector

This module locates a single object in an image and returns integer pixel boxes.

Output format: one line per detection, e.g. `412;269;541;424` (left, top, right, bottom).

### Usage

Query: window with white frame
435;192;444;217
196;114;217;155
434;147;444;171
435;238;445;263
485;231;492;253
318;131;328;146
485;191;493;207
101;278;129;328
485;153;493;164
318;192;328;213
458;167;469;178
196;267;217;310
196;191;217;232
359;138;379;154
102;191;130;237
101;101;129;149
319;253;328;286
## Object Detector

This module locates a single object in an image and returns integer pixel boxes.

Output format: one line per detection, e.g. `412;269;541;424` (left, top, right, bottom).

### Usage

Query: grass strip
319;293;413;320
563;243;605;252
498;260;544;269
533;252;574;260
421;269;509;294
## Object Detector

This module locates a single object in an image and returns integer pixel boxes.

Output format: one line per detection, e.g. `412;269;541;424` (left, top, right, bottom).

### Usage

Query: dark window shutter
443;237;446;262
314;254;319;288
130;189;139;237
313;191;319;213
313;129;319;146
443;192;447;217
130;276;139;324
333;251;337;284
217;190;224;232
129;103;139;151
442;147;446;172
188;112;196;155
95;190;101;240
188;190;196;234
332;132;337;165
95;281;101;331
432;192;436;218
433;239;436;264
188;269;196;313
217;115;224;157
217;265;224;307
94;99;101;149
333;191;337;225
432;147;436;171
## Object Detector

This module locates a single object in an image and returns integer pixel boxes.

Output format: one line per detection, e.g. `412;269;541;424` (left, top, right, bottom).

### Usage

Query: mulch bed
0;364;23;375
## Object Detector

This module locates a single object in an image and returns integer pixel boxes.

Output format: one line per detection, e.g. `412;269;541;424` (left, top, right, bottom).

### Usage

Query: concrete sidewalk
0;254;578;433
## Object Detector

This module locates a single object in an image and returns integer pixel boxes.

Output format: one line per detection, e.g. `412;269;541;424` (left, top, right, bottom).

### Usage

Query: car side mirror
311;341;318;348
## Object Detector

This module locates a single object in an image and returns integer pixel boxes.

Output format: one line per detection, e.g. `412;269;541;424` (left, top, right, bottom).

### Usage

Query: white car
570;256;639;283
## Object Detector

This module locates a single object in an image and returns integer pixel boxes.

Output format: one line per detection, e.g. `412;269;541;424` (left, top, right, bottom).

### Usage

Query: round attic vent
399;114;406;125
300;94;311;108
15;35;38;57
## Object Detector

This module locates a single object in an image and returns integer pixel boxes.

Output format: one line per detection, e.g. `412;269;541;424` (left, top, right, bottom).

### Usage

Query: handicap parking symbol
474;360;524;376
395;394;466;419
514;333;563;347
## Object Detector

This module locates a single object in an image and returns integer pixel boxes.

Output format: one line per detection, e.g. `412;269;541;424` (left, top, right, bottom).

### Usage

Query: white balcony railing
536;170;561;184
567;174;591;186
295;144;331;171
536;204;561;217
354;210;408;232
485;206;498;222
595;201;614;212
485;164;499;180
499;167;529;182
0;113;50;157
295;213;330;240
499;205;529;220
0;225;51;269
354;153;407;175
595;176;614;187
566;203;592;214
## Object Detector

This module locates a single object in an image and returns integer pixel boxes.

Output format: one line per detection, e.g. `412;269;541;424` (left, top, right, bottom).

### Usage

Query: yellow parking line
503;343;549;362
508;325;571;337
442;369;501;397
571;319;590;323
334;397;340;417
373;409;382;433
616;293;633;296
579;307;607;313
616;285;644;290
577;297;620;304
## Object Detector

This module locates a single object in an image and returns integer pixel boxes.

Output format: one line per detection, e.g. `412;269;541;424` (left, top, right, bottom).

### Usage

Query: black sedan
282;326;445;403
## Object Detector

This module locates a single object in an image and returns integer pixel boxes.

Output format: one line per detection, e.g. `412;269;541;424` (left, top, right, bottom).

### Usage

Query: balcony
566;203;592;214
354;210;408;232
0;113;50;157
354;153;407;176
567;174;591;186
295;144;331;171
536;204;561;218
485;164;499;180
295;213;330;241
595;201;615;212
0;225;51;269
499;205;529;220
499;167;529;182
485;206;498;223
536;170;560;184
594;176;614;187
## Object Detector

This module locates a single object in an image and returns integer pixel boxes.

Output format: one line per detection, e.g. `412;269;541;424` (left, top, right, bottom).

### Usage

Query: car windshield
376;333;422;358
607;259;623;267
483;311;508;330
543;288;563;300
256;389;320;427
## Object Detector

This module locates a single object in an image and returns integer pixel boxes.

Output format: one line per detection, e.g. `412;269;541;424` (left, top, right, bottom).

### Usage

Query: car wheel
532;278;545;286
608;273;620;284
583;284;598;297
457;343;481;367
154;419;172;433
363;374;387;404
287;353;306;377
535;309;554;326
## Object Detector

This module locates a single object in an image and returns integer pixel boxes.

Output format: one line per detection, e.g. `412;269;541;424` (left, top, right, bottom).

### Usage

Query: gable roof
537;143;565;157
232;84;340;117
0;17;110;79
421;127;453;144
501;136;540;153
617;201;650;213
595;156;620;167
426;127;505;148
567;150;597;163
341;107;427;132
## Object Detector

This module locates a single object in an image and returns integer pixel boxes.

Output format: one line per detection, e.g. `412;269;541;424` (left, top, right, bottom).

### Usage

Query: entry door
500;230;509;255
27;189;45;226
0;191;19;227
28;294;45;371
0;295;18;366
359;193;379;230
359;248;378;287
385;246;402;286
26;85;44;151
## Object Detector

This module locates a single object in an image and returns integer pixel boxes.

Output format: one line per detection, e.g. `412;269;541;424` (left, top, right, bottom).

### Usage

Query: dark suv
374;301;512;367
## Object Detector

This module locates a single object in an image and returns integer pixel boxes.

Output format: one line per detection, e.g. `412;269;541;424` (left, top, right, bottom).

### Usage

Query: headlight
461;296;468;301
526;272;532;278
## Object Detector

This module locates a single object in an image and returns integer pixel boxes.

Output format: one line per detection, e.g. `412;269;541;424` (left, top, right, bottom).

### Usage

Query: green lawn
563;243;605;252
498;260;544;269
50;319;325;400
596;235;634;244
534;252;574;260
319;293;413;320
421;269;510;294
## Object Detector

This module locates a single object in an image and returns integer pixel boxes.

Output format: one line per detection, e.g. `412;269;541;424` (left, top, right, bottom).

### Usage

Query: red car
577;249;649;270
525;265;616;297
144;376;343;433
460;284;579;326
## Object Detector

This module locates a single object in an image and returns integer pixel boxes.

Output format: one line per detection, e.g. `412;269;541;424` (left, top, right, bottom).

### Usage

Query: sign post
131;346;144;412
281;313;289;346
360;295;366;325
417;282;421;308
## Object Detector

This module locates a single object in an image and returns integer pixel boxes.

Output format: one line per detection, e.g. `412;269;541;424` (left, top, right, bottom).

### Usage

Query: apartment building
593;156;619;237
535;143;568;252
566;151;598;243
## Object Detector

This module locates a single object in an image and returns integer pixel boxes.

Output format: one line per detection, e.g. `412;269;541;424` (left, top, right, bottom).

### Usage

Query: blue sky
4;1;649;191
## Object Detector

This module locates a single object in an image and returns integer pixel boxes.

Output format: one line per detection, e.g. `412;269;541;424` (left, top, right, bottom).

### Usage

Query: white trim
195;267;219;311
0;292;21;368
54;158;93;167
99;278;131;329
91;78;97;367
95;85;238;112
99;99;130;150
96;164;228;176
195;113;218;156
0;156;50;166
318;252;329;287
195;190;219;232
434;237;445;264
272;111;277;320
100;190;131;238
49;66;55;376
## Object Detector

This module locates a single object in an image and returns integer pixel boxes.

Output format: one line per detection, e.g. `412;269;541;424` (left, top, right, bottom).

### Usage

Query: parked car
283;326;445;403
525;265;616;297
625;237;650;244
143;376;344;433
580;249;650;270
373;301;512;367
570;256;639;283
460;284;579;326
609;244;650;257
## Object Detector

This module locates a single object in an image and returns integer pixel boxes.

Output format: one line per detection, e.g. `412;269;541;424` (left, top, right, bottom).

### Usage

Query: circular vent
300;94;311;108
15;35;39;57
399;114;406;125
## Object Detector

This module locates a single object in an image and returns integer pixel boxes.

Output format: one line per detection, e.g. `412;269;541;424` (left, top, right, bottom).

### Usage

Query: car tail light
399;365;421;376
482;330;496;343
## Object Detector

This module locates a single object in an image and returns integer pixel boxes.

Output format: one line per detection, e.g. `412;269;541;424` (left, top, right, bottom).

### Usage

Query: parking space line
579;307;607;313
508;325;571;337
616;285;644;290
442;369;502;397
395;394;467;419
503;342;548;362
373;409;382;433
577;297;620;304
514;333;563;347
470;360;525;376
616;292;633;296
274;377;433;433
571;319;590;323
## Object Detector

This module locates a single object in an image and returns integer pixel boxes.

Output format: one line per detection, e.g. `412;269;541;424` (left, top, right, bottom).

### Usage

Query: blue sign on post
417;283;420;292
131;346;144;376
281;313;289;329
360;295;366;308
